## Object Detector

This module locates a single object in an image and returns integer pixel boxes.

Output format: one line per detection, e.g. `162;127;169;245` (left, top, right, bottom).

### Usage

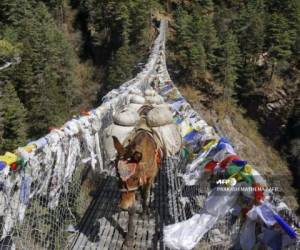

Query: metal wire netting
13;164;89;250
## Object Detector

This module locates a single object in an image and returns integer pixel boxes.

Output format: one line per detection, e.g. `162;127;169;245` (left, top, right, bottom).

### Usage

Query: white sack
147;107;173;127
145;95;164;104
127;103;143;113
103;124;135;161
153;103;170;109
152;124;182;156
113;108;139;126
145;88;156;96
130;95;145;104
129;88;142;96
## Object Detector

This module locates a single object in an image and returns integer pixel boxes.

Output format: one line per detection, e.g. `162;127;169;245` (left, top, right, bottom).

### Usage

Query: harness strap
119;186;139;192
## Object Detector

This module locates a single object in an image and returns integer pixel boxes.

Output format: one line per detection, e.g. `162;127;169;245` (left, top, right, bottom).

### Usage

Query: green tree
200;16;220;70
106;44;134;89
80;0;158;90
175;8;193;70
0;82;27;152
267;13;294;79
0;0;31;27
7;2;78;137
235;0;266;93
189;42;206;81
104;2;133;89
201;0;214;14
173;4;220;85
219;31;241;100
290;0;300;66
237;0;265;58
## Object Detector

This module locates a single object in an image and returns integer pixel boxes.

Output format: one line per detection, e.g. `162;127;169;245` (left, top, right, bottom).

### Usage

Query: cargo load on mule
103;89;182;162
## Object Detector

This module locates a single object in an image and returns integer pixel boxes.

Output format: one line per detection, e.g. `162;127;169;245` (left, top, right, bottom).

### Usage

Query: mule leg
124;205;136;247
141;183;151;217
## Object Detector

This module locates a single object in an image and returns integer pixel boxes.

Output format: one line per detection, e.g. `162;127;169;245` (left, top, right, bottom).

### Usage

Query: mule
112;127;162;247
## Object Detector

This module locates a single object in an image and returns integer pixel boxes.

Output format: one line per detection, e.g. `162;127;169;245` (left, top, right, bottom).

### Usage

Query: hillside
165;0;300;211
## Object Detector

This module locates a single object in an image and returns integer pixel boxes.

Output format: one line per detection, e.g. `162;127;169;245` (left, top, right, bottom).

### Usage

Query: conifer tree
175;8;193;70
0;0;30;27
267;13;294;79
105;2;134;89
201;0;214;14
7;2;78;137
290;0;300;66
201;16;220;70
106;44;134;89
237;0;265;58
189;42;206;81
235;0;265;93
81;0;156;90
0;82;27;152
219;31;241;99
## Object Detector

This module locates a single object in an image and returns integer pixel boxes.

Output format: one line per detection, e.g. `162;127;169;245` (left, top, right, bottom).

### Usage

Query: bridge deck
69;158;186;250
68;157;241;250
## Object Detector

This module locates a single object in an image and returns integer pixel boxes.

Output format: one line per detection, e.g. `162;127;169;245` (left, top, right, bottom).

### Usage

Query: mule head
112;136;143;210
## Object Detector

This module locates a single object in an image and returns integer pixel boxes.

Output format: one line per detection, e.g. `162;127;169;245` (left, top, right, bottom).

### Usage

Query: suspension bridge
0;20;299;250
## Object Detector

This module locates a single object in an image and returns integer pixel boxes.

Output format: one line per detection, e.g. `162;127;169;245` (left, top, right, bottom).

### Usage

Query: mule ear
133;151;143;162
112;136;125;155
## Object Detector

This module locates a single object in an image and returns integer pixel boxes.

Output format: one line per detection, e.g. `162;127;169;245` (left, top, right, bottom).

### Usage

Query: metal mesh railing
12;163;88;250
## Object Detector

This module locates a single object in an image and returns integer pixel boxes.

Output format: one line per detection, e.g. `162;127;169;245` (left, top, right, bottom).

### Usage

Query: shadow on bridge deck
67;156;240;250
68;159;180;250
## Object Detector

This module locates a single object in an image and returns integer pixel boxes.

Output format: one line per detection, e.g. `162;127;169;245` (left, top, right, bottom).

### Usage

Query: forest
0;0;300;194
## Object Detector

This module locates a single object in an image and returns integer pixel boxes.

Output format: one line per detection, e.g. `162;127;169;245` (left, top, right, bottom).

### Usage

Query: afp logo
216;178;237;186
